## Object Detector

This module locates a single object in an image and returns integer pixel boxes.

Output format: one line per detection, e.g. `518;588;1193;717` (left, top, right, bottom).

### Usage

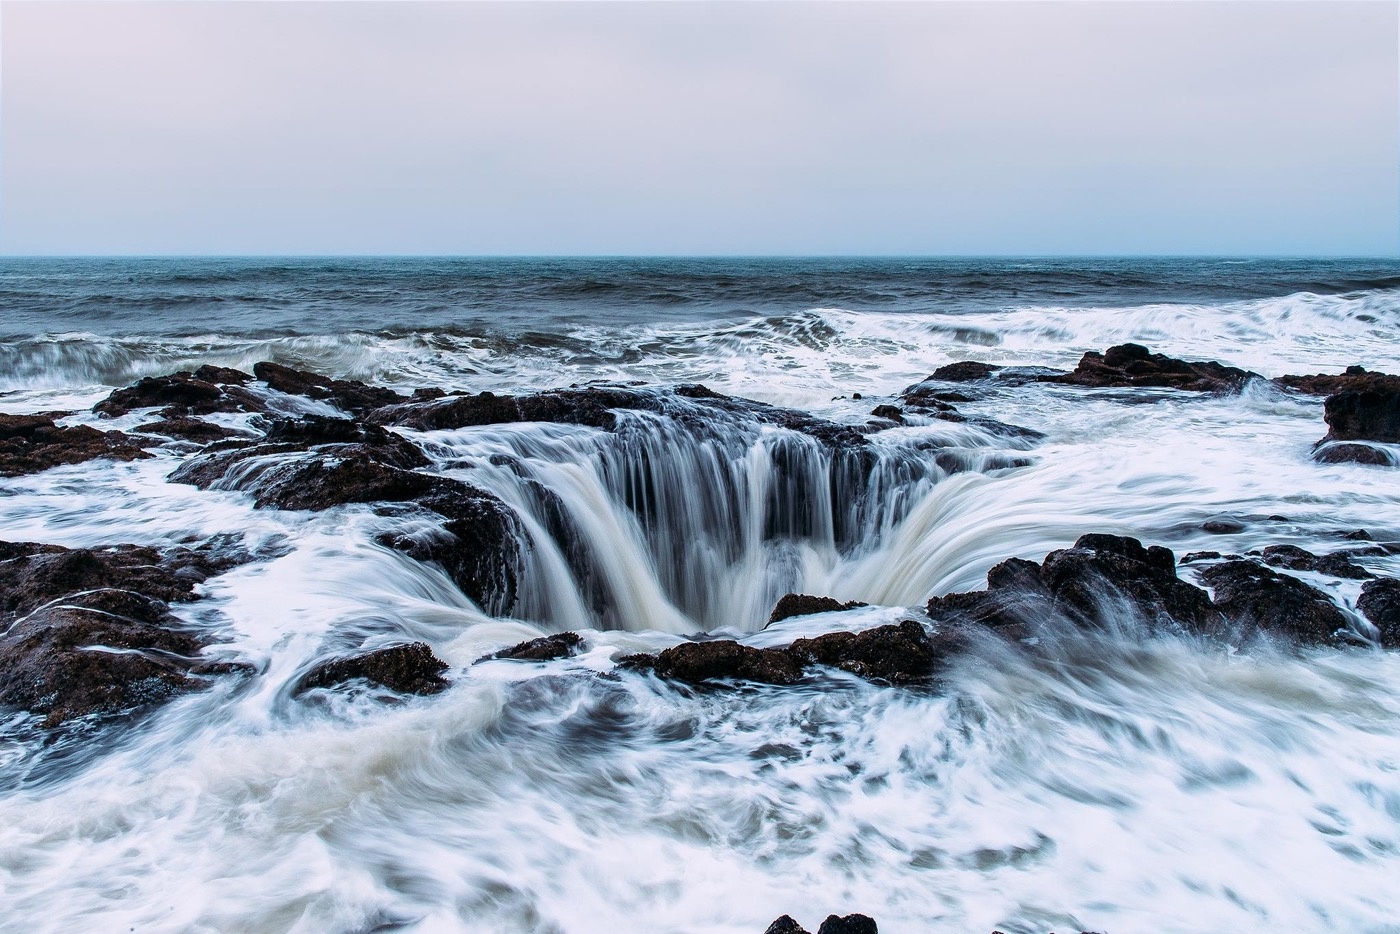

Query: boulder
768;593;868;625
93;367;262;418
1321;388;1400;444
1198;560;1350;645
1357;578;1400;647
629;640;804;686
0;540;253;727
0;413;152;477
253;361;406;415
294;642;449;696
817;916;878;934
483;631;583;662
1260;544;1372;579
1312;441;1397;467
1045;343;1259;392
927;361;1002;382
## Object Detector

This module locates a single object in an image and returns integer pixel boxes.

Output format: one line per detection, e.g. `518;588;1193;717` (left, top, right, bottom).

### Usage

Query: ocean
1;256;1399;932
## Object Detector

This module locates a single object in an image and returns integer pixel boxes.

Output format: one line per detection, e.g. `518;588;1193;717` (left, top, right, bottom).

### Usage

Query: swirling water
1;257;1400;932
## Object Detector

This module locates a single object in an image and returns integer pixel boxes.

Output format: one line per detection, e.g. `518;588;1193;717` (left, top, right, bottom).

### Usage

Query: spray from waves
2;288;1397;412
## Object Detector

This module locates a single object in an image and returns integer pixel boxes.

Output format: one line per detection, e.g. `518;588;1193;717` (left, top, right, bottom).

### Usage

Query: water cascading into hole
422;409;985;633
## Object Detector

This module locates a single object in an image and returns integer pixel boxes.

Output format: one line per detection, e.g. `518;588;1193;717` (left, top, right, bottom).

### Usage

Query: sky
2;1;1396;256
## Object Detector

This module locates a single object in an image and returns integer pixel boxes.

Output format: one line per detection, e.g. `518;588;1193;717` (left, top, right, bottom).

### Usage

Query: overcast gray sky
2;1;1396;256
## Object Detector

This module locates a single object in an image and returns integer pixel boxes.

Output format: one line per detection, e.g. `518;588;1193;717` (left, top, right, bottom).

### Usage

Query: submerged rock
1045;343;1259;393
1312;441;1397;467
0;540;253;727
93;366;262;418
294;642;449;696
252;361;406;415
0;413;152;476
768;593;868;625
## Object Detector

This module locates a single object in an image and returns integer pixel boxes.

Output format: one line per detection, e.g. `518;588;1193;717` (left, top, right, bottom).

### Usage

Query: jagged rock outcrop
169;416;523;613
762;914;879;934
293;642;449;696
483;631;584;662
1044;343;1259;392
93;366;263;418
1198;560;1351;645
1357;578;1400;648
1276;366;1400;397
1259;544;1373;579
252;361;407;416
0;413;152;476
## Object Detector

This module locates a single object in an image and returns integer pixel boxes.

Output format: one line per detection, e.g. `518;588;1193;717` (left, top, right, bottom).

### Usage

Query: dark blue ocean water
2;256;1396;339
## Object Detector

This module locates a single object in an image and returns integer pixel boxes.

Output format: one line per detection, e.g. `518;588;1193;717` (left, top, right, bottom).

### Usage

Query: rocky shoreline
0;346;1397;732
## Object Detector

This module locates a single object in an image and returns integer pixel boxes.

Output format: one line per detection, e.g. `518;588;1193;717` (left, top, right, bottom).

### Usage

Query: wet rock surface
1320;385;1400;444
0;540;252;727
170;416;523;613
1045;343;1259;392
372;383;870;450
762;914;879;934
622;620;954;687
483;631;583;662
252;361;407;415
1358;578;1400;648
1198;560;1351;645
1276;366;1400;397
294;642;449;696
132;416;250;444
768;593;868;625
1312;441;1397;467
1259;544;1373;579
93;366;263;419
0;413;152;477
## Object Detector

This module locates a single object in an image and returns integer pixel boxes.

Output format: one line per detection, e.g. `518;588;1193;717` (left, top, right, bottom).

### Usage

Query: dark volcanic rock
1276;367;1400;397
868;404;904;423
170;416;522;613
0;413;152;476
1202;518;1246;535
764;917;809;934
94;368;262;418
787;621;944;684
484;631;583;662
1199;560;1350;645
1260;544;1373;579
929;535;1219;636
1312;441;1397;467
133;416;249;444
0;540;254;726
294;642;449;696
253;361;406;415
768;593;868;625
1046;343;1259;393
372;384;869;450
1358;578;1400;647
641;640;804;686
1321;387;1400;444
928;361;1002;382
816;915;878;934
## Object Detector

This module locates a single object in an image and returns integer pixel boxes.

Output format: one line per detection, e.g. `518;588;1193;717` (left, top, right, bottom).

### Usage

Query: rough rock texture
1320;386;1400;444
816;916;878;934
927;361;1002;382
253;361;406;415
1276;366;1400;397
928;535;1220;635
623;621;953;687
0;413;152;476
1199;560;1350;645
1358;578;1400;648
170;416;523;613
371;383;869;450
764;917;809;934
132;417;249;444
0;540;251;726
294;642;449;696
93;366;262;418
483;631;583;662
1045;343;1259;392
768;593;868;625
1260;544;1373;579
